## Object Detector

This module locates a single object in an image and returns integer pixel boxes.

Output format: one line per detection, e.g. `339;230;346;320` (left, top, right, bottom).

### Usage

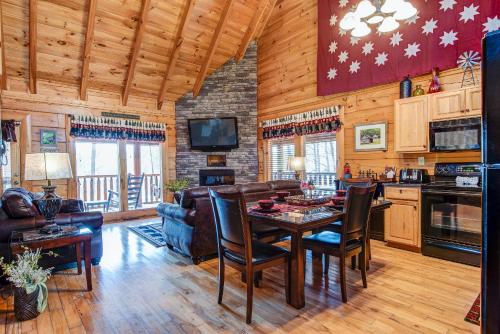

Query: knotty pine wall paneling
256;0;480;180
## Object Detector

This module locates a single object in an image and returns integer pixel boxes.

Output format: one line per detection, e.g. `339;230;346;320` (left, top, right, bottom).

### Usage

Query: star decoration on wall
440;30;458;47
339;28;347;37
362;42;374;55
350;36;361;46
349;60;361;74
339;0;349;8
439;0;457;12
483;16;500;33
375;52;388;66
405;14;420;25
404;42;421;58
390;32;404;47
329;41;338;54
460;4;480;23
330;14;338;26
338;51;349;63
327;68;338;80
422;18;438;35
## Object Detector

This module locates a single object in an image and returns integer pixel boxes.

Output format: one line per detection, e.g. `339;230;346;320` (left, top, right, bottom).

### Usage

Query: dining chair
339;177;373;189
303;184;376;303
208;188;290;324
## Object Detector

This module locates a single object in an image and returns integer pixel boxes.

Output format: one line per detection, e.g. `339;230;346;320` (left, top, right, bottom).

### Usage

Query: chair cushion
224;240;289;265
303;231;362;251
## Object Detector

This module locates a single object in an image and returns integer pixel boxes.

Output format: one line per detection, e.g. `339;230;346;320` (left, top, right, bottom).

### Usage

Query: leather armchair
0;188;103;270
157;180;302;264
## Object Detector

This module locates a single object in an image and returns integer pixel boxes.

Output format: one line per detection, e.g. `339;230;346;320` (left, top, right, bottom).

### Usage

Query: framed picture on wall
207;154;227;167
40;129;58;151
354;122;387;151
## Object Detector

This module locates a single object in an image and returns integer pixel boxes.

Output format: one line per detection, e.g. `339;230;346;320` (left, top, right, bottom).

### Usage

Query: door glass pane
76;141;120;212
2;142;12;190
305;133;336;190
126;143;162;210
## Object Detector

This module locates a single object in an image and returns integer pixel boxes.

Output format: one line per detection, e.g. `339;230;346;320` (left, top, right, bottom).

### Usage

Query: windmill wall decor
458;51;481;87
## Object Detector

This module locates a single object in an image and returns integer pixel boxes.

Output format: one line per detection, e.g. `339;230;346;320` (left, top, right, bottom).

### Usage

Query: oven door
422;189;482;246
429;121;481;152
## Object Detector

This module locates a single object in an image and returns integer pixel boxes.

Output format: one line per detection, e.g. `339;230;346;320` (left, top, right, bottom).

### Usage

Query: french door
75;139;163;213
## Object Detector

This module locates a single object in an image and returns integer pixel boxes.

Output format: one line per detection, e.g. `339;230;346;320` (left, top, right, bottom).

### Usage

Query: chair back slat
340;178;373;190
343;184;377;243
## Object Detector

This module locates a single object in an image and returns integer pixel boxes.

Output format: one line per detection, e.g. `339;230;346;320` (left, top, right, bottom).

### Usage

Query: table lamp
25;153;73;232
288;156;306;180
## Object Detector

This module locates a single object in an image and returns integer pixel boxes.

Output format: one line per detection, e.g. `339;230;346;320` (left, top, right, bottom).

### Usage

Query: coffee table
10;226;93;291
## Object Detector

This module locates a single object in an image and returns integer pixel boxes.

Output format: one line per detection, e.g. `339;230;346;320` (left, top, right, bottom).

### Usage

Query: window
268;138;295;180
305;133;337;189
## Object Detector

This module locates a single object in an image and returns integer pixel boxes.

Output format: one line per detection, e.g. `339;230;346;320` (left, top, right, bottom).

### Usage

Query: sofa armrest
60;199;85;213
157;203;193;225
0;217;38;242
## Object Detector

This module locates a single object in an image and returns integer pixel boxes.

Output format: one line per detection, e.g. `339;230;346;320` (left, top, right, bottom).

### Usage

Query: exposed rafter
192;0;234;97
254;0;278;40
122;0;152;106
0;0;7;90
235;0;268;63
157;0;194;109
80;0;98;101
29;0;37;94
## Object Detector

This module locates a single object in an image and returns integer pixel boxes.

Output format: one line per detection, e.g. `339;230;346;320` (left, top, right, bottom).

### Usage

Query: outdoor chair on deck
105;173;145;212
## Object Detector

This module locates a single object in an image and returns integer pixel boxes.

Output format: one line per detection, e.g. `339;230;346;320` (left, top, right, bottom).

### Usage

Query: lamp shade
25;153;73;181
288;156;306;172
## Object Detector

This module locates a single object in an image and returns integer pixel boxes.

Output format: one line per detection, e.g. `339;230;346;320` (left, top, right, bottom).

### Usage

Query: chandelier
339;0;418;37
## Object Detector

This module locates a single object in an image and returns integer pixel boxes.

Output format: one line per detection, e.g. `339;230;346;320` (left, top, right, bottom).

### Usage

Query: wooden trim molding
254;0;278;40
0;0;6;90
29;0;37;94
235;0;268;63
122;0;152;106
192;0;234;97
80;0;98;101
157;0;194;109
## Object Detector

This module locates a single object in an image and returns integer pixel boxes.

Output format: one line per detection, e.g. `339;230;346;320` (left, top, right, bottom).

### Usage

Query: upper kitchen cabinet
429;87;482;121
394;95;429;153
466;87;482;117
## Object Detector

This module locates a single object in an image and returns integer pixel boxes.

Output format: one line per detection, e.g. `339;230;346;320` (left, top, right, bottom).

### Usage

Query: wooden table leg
288;231;305;309
75;242;82;275
84;239;92;291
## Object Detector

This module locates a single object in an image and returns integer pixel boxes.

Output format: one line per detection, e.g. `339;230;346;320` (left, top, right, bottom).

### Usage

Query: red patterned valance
260;106;342;140
70;115;166;142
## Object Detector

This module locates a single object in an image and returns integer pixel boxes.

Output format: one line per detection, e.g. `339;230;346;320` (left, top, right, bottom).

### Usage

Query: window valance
70;115;166;142
260;106;342;140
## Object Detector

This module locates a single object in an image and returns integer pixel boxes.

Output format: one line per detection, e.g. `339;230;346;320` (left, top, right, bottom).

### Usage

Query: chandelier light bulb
381;0;404;14
393;1;417;20
378;16;400;32
352;22;371;37
367;15;384;24
355;0;377;18
340;12;360;30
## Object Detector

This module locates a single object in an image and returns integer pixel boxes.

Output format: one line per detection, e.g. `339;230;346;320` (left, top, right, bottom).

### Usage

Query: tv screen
188;118;238;151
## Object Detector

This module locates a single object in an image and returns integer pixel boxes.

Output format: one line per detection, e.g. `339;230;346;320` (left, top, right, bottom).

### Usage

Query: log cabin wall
0;84;176;202
256;0;481;181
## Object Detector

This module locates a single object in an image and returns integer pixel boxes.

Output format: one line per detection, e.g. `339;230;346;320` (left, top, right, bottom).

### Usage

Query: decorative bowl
276;191;290;200
258;200;275;210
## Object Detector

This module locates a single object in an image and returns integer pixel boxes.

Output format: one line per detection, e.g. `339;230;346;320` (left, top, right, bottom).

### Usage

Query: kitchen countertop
382;183;424;188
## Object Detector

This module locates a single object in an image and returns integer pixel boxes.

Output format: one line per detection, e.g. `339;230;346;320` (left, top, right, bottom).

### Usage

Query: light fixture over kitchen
339;0;417;37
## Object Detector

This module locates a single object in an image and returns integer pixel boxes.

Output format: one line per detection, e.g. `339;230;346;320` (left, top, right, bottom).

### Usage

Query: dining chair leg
324;254;330;276
351;255;356;270
218;257;225;304
246;269;254;324
284;258;290;304
360;250;368;289
339;255;347;303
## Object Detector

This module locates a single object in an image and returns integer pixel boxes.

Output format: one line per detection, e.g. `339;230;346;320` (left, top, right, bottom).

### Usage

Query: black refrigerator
482;30;500;334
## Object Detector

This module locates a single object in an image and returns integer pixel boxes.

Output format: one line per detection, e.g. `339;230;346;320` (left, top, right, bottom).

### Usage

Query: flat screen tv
188;117;239;151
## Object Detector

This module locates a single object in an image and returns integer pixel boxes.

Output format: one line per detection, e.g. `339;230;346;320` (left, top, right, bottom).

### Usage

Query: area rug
465;294;480;326
128;223;167;247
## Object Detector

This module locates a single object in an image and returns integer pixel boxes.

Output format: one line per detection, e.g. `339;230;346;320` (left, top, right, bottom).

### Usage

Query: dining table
247;198;392;309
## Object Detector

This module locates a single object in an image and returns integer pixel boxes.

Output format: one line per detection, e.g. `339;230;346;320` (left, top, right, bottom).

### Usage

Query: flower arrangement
165;178;191;193
300;180;315;191
0;247;56;317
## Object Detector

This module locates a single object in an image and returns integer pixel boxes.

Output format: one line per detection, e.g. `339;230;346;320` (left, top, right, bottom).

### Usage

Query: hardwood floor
0;218;480;333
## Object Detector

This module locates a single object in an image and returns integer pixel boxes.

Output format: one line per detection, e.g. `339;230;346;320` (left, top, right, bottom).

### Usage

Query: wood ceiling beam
80;0;98;101
235;0;268;63
157;0;194;110
29;0;37;94
122;0;152;106
0;1;7;90
254;0;278;40
192;0;234;97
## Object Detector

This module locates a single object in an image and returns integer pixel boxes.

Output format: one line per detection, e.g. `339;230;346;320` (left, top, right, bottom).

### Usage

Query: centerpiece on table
300;180;316;198
0;247;56;321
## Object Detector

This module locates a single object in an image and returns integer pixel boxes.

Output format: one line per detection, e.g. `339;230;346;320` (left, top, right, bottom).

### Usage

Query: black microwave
429;117;481;152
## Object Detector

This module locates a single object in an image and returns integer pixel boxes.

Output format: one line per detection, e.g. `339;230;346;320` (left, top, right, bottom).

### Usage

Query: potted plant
165;178;191;203
0;248;55;321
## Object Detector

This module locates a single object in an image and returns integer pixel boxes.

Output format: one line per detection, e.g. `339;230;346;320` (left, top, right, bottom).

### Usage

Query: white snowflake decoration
439;0;456;12
405;14;420;25
339;0;349;8
339;28;347;37
440;30;458;47
362;42;374;55
350;36;361;46
390;32;403;47
422;18;438;35
327;68;338;80
483;16;500;33
375;52;388;66
460;4;480;23
338;51;349;63
404;42;421;58
329;41;338;54
349;60;361;74
330;14;338;27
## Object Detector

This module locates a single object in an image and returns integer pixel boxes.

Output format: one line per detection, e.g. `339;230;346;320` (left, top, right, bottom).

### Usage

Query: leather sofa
0;188;103;269
157;180;302;264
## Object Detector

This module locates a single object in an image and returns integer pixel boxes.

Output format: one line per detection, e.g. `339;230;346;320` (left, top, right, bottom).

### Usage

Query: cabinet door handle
465;108;470;113
399;189;403;194
460;109;466;113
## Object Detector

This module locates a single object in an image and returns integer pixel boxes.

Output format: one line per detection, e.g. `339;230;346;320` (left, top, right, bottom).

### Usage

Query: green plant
165;178;191;193
0;247;57;313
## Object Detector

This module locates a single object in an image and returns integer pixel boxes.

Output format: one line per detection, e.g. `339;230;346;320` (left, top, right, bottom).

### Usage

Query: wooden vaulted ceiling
0;0;277;108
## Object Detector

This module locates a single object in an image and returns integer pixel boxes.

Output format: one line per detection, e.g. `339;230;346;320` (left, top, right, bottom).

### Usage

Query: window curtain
1;120;17;142
260;106;342;140
70;115;166;143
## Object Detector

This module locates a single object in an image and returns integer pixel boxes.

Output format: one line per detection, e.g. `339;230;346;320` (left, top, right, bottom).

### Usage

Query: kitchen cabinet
384;186;421;251
429;87;482;121
394;96;429;153
466;87;482;117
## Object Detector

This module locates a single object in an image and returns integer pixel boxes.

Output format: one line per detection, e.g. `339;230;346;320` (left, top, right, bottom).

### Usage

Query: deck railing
77;173;161;207
271;171;336;190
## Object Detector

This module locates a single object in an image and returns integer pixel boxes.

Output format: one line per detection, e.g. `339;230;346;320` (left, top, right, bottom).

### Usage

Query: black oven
429;117;481;152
